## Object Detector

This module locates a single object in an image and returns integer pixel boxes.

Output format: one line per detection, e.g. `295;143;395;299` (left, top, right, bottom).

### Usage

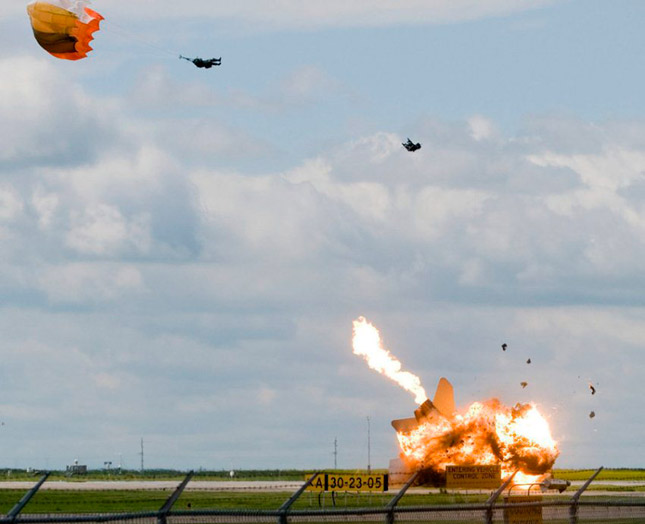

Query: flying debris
402;138;421;152
589;411;595;419
180;55;221;68
589;383;596;395
501;343;507;351
521;381;528;388
27;0;103;60
527;358;531;364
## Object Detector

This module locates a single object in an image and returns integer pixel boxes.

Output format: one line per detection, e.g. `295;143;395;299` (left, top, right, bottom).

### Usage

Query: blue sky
1;0;644;471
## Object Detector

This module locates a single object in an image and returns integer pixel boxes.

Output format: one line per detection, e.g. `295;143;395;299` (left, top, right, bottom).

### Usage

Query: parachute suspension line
101;19;177;58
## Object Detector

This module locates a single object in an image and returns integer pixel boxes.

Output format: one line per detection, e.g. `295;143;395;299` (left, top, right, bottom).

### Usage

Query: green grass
0;489;516;514
578;484;645;492
553;469;645;481
0;468;643;515
0;488;643;516
0;490;169;514
0;468;323;482
0;490;299;514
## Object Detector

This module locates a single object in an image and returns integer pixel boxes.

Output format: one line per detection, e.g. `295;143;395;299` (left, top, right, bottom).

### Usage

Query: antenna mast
367;416;371;473
139;438;144;472
333;437;338;469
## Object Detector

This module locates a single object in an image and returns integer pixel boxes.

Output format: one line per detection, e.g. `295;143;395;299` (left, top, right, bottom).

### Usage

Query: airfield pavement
0;480;305;491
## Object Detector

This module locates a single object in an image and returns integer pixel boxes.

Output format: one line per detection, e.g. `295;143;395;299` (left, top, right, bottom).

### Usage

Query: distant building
66;460;87;475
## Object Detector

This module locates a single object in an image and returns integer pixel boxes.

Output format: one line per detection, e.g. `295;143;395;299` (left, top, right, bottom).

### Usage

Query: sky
0;0;644;471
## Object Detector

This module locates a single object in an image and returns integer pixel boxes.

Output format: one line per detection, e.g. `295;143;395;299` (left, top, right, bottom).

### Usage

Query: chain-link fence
2;470;644;524
4;501;645;524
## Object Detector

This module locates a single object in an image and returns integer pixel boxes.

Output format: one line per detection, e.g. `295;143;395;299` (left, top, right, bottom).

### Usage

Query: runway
0;480;303;491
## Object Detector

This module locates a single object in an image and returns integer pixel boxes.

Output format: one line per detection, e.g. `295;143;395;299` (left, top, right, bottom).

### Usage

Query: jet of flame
352;316;427;404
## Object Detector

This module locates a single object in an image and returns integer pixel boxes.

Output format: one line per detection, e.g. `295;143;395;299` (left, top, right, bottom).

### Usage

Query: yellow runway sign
305;473;388;492
445;465;501;489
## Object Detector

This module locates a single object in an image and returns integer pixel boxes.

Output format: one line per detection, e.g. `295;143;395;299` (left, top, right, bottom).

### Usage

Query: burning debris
352;317;559;486
393;379;558;483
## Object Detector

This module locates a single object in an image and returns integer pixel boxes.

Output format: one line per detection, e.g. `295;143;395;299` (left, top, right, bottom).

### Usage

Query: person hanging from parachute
179;55;222;69
26;0;103;60
27;1;224;68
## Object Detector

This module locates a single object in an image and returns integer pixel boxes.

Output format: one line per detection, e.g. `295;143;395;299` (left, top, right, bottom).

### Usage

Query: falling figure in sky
589;383;596;395
180;55;221;68
527;358;531;364
403;138;421;152
501;343;507;351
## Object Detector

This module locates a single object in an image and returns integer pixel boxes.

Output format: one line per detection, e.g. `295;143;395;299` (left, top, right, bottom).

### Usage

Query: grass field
553;469;645;481
0;490;495;514
0;469;643;514
0;468;319;482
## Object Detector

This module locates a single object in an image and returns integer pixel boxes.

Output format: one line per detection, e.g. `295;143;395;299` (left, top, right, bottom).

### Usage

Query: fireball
352;316;559;484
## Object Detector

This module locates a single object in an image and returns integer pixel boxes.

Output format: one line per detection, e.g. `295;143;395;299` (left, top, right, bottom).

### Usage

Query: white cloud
0;185;23;221
31;186;59;229
281;65;345;103
528;147;645;191
193;171;331;259
412;187;490;240
129;65;221;108
36;263;144;303
93;372;122;389
468;115;498;142
66;204;151;256
0;57;117;167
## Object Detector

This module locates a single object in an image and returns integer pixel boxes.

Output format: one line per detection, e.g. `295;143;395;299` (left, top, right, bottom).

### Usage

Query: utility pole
333;437;338;469
367;416;371;473
139;438;144;473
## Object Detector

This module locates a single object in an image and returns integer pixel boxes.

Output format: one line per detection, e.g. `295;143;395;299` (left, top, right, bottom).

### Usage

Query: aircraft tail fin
432;377;455;418
391;377;456;432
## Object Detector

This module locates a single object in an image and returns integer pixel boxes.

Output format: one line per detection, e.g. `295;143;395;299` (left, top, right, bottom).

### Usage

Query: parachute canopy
27;1;103;60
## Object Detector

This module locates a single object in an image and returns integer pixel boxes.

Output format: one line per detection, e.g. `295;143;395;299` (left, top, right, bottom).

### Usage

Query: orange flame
352;316;427;404
350;316;559;484
397;399;559;483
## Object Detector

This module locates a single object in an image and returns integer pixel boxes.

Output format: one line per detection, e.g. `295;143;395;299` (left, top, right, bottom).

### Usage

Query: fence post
569;466;603;524
278;471;321;524
484;471;516;524
4;471;50;523
157;470;194;524
385;470;420;524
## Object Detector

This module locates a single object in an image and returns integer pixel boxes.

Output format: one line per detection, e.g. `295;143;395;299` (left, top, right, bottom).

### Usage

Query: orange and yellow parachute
27;1;103;60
